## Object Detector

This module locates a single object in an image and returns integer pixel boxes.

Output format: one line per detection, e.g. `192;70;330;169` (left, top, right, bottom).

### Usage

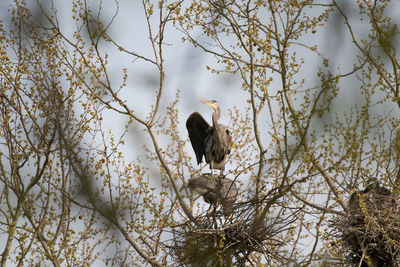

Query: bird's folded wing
186;112;211;164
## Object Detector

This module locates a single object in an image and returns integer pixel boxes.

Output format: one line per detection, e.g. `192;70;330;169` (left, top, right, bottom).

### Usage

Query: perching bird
186;100;232;177
362;177;391;196
187;173;238;215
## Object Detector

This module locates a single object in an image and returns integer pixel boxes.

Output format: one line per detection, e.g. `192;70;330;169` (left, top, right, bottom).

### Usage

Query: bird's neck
212;106;221;126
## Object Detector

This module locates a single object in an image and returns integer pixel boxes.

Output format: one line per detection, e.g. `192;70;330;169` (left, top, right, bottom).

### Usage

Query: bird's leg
212;204;218;229
219;165;224;178
210;160;214;179
206;205;213;218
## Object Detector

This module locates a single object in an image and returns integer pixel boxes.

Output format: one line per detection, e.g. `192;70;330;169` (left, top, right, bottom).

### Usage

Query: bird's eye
226;129;230;135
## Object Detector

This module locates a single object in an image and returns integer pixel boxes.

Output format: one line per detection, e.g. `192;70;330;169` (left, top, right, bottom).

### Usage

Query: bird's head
187;176;213;195
200;100;219;111
363;177;380;193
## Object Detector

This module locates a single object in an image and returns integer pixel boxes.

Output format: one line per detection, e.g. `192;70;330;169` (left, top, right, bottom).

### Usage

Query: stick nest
170;199;296;266
333;183;400;266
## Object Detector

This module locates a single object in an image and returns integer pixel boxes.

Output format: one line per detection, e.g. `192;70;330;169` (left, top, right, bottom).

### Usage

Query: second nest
333;180;400;267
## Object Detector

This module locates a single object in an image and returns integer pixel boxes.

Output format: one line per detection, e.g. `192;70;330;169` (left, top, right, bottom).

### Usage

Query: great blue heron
187;174;238;215
186;100;232;177
362;177;391;196
348;178;392;216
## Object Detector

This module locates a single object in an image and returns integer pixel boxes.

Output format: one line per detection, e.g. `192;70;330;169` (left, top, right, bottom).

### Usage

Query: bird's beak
200;100;212;107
